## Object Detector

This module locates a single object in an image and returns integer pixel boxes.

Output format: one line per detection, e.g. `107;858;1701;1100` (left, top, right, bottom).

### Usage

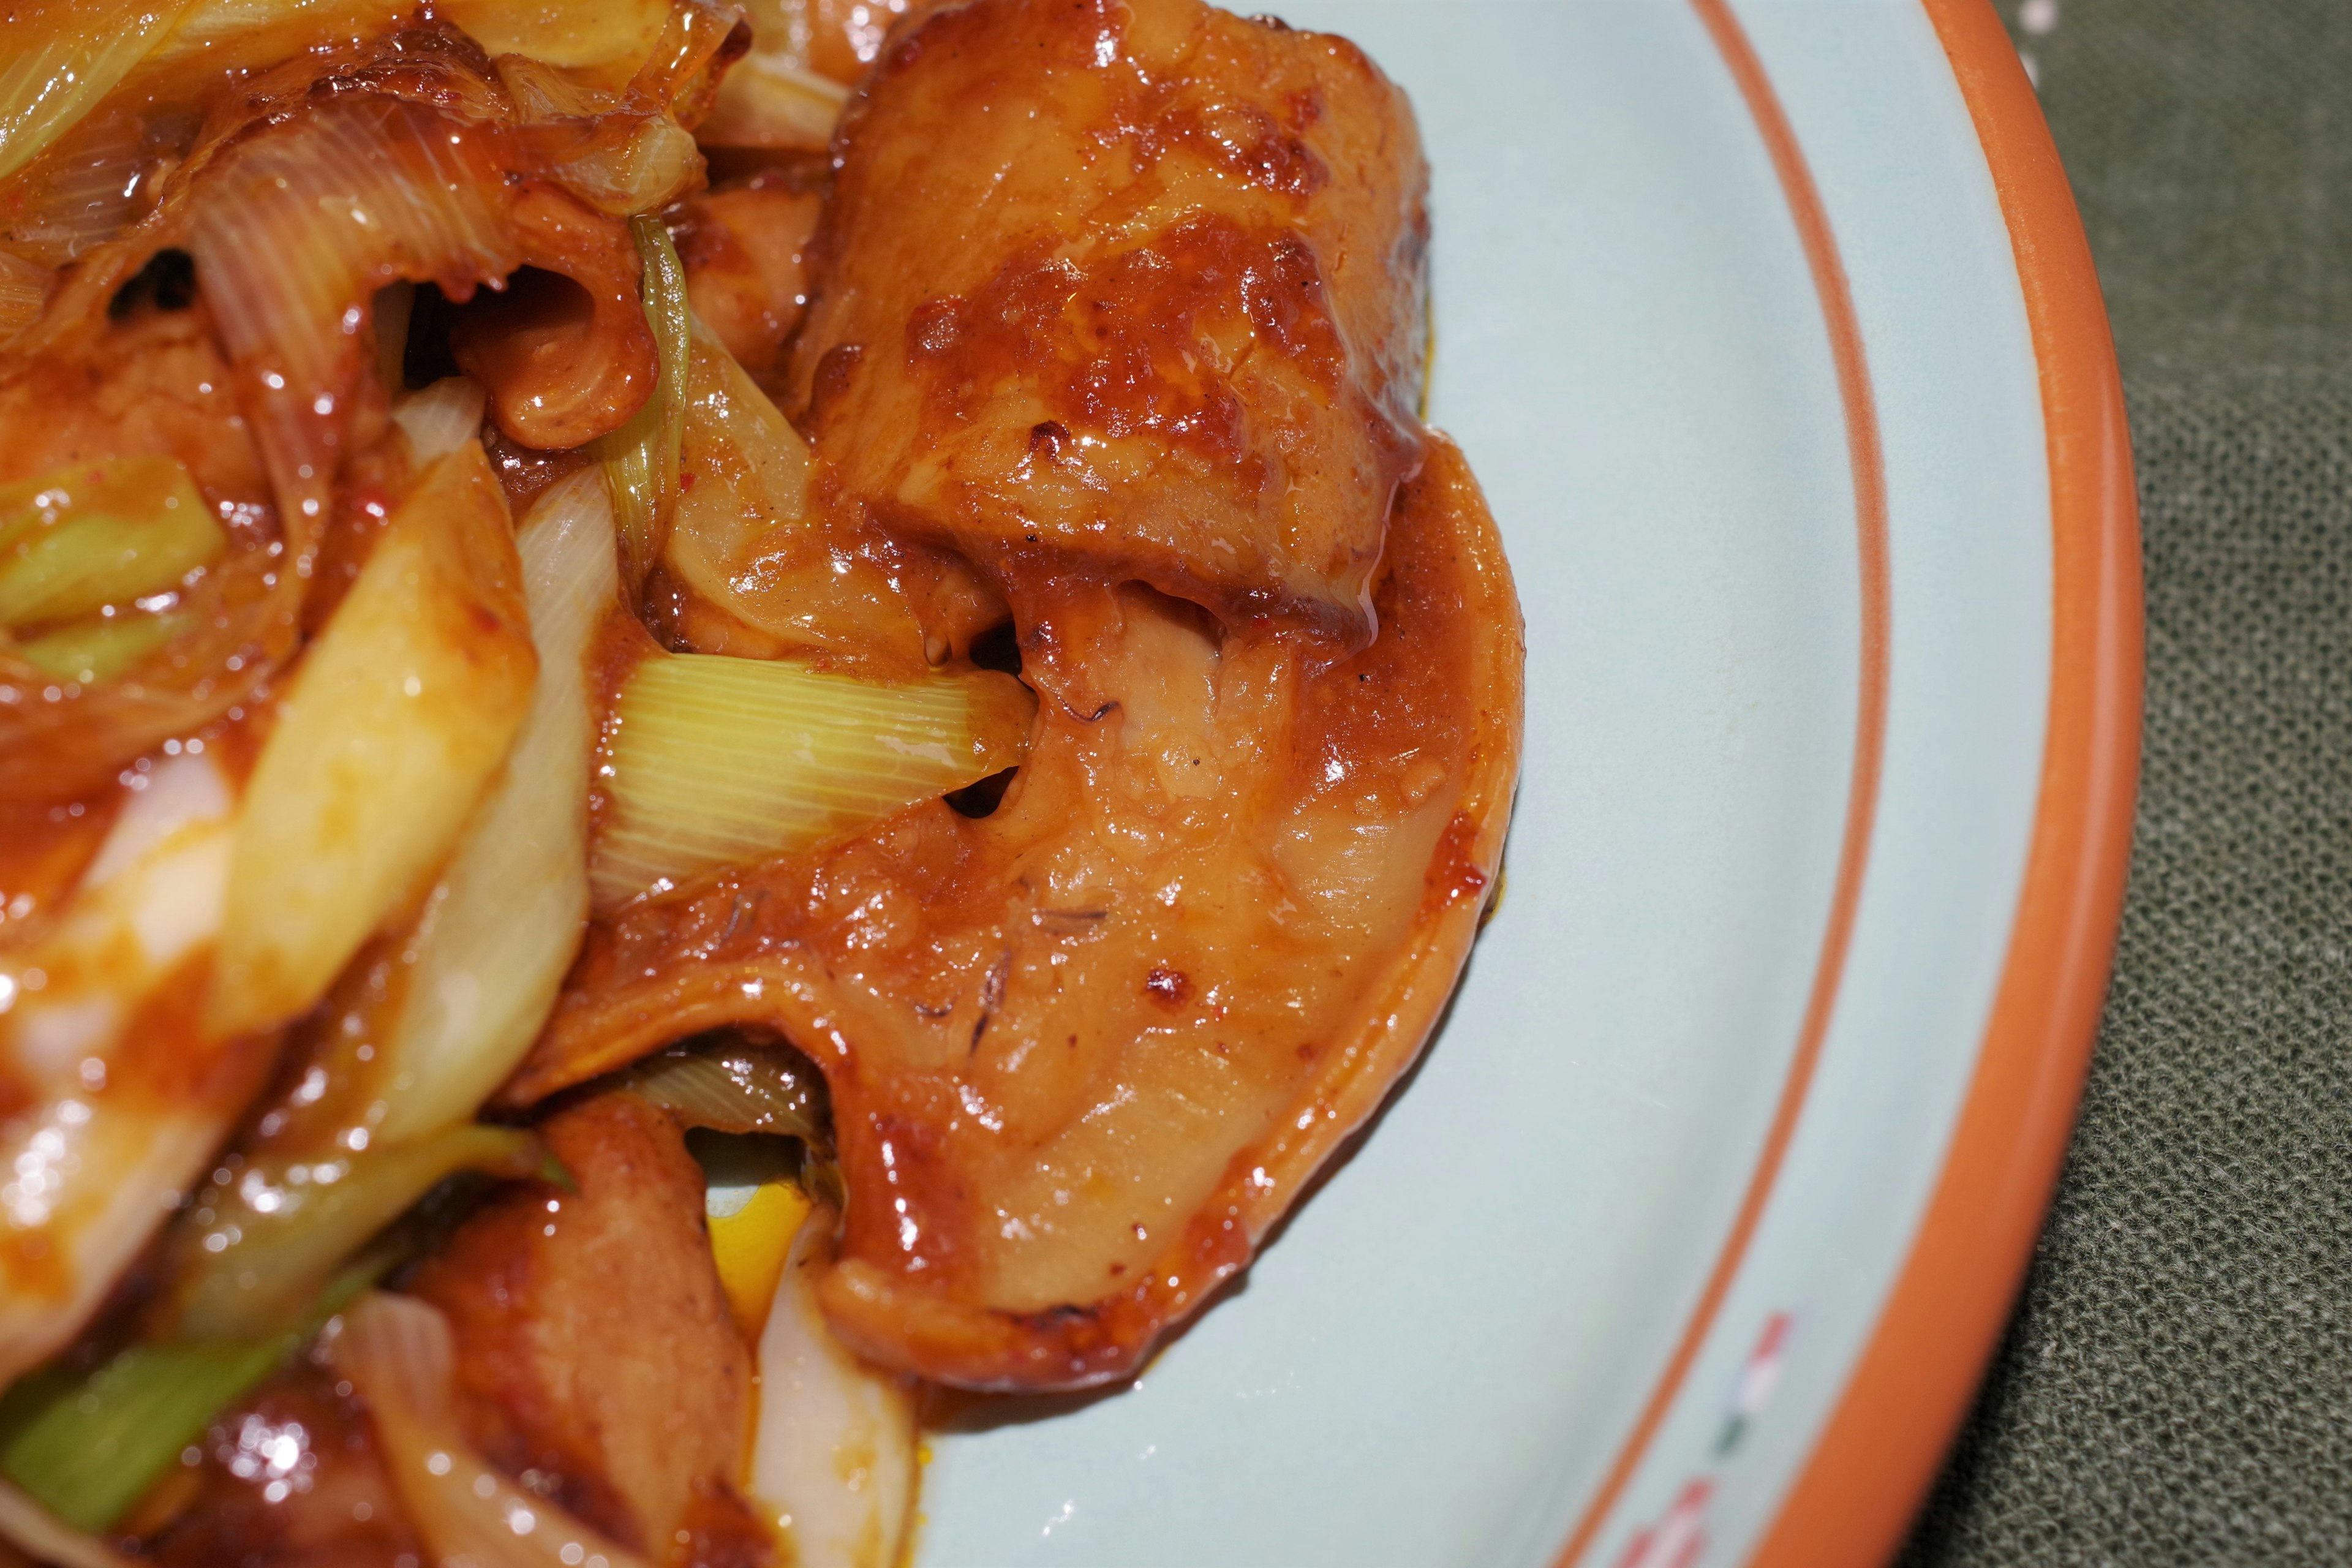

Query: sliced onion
372;468;614;1145
333;1292;654;1568
186;93;521;549
0;1478;138;1568
0;0;195;183
698;52;848;150
390;377;488;468
590;653;1033;908
209;443;535;1039
750;1207;916;1568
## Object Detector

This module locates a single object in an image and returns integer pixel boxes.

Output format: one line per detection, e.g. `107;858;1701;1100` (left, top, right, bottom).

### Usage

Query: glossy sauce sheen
495;0;1520;1393
516;434;1520;1389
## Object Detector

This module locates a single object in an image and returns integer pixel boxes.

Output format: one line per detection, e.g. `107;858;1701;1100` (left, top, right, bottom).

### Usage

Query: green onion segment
592;652;1035;906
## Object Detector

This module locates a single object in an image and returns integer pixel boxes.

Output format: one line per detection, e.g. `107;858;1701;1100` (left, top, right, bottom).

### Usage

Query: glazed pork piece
788;0;1431;634
510;0;1519;1395
407;1095;769;1562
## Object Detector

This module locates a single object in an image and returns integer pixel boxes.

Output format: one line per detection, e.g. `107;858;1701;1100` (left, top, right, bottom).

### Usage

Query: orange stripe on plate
1548;1;1893;1561
1745;2;2143;1564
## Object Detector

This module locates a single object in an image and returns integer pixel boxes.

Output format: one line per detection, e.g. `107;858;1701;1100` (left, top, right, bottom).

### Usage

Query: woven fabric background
1899;1;2352;1563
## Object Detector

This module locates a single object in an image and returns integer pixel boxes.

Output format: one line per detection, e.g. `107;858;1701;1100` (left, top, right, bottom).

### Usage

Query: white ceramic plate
910;4;2141;1564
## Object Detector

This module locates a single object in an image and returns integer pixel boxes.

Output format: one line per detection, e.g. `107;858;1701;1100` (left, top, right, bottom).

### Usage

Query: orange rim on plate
1550;1;2143;1563
1548;0;1894;1557
1753;1;2143;1559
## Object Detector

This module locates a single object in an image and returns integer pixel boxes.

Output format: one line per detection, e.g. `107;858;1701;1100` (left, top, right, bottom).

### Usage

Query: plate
910;2;2141;1564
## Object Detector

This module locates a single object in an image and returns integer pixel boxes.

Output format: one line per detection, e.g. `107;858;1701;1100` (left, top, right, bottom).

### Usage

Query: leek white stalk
0;251;51;344
621;1041;824;1144
390;377;488;468
699;53;850;151
660;320;921;662
210;442;536;1038
549;116;703;218
750;1208;916;1568
0;0;196;183
373;469;615;1145
186;93;519;547
334;1292;652;1568
2;111;153;267
591;654;1034;907
147;0;668;78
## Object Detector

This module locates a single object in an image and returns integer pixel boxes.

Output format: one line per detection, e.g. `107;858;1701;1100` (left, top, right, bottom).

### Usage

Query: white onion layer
0;753;236;1384
390;377;489;468
750;1208;917;1568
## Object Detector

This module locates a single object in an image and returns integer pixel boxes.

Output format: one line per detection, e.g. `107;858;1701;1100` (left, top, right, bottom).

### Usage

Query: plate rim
1753;3;2143;1559
1541;2;2145;1564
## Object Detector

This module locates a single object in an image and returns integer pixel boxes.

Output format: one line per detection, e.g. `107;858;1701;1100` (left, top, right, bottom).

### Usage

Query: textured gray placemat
1897;2;2352;1564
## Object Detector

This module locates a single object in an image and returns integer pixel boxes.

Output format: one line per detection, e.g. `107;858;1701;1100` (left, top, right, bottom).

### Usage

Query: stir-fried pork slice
788;0;1430;633
508;439;1520;1389
405;1095;767;1561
